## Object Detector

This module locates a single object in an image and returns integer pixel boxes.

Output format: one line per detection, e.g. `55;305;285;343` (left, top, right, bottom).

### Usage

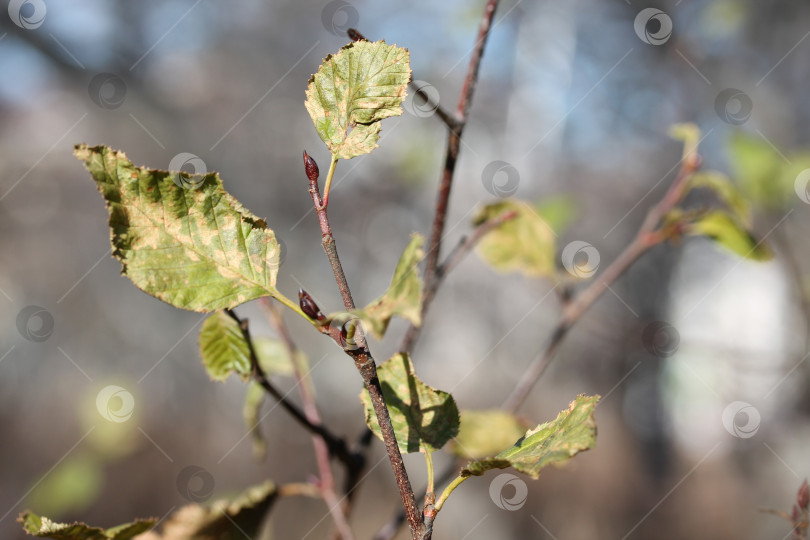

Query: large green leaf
351;234;424;339
75;144;285;312
19;512;155;540
461;395;599;479
473;200;556;278
360;353;459;454
305;40;410;160
448;410;528;459
687;211;773;261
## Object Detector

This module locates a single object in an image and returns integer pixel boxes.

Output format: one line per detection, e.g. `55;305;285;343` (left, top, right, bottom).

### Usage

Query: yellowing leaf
18;512;155;540
75;144;285;312
687;211;772;261
305;41;410;160
473;200;556;278
461;395;599;479
351;234;424;339
448;410;528;459
243;381;267;461
360;353;459;454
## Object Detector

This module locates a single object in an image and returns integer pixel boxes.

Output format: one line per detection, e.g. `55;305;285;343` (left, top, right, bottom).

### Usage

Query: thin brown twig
303;152;423;539
502;156;700;412
261;300;355;540
222;308;356;467
421;0;501;314
400;209;517;351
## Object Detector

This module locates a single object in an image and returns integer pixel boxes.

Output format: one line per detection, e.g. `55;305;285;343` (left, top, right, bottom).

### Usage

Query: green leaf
19;512;155;540
351;234;424;339
535;195;577;236
253;337;297;377
473;200;556;278
75;144;285;313
461;395;599;479
687;211;773;261
198;310;251;382
243;381;267;461
728;132;786;210
360;352;459;453
305;41;410;160
151;481;277;540
687;171;752;227
448;410;528;459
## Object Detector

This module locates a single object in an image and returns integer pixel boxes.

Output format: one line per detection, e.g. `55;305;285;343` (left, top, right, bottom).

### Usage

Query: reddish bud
347;28;365;42
299;289;325;322
798;479;809;510
303;151;319;182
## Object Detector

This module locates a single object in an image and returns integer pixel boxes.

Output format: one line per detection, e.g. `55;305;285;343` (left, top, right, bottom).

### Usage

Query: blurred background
2;0;810;538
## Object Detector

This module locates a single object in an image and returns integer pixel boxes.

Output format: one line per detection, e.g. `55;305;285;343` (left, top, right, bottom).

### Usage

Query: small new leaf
461;394;599;479
687;211;772;261
687;171;752;227
305;41;410;160
199;310;251;382
351;234;424;339
448;410;528;459
360;353;459;453
75;144;285;312
473;200;556;278
19;512;156;540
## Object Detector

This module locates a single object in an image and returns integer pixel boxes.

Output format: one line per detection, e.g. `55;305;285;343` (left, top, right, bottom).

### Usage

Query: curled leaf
687;211;772;261
19;512;156;540
360;353;459;453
